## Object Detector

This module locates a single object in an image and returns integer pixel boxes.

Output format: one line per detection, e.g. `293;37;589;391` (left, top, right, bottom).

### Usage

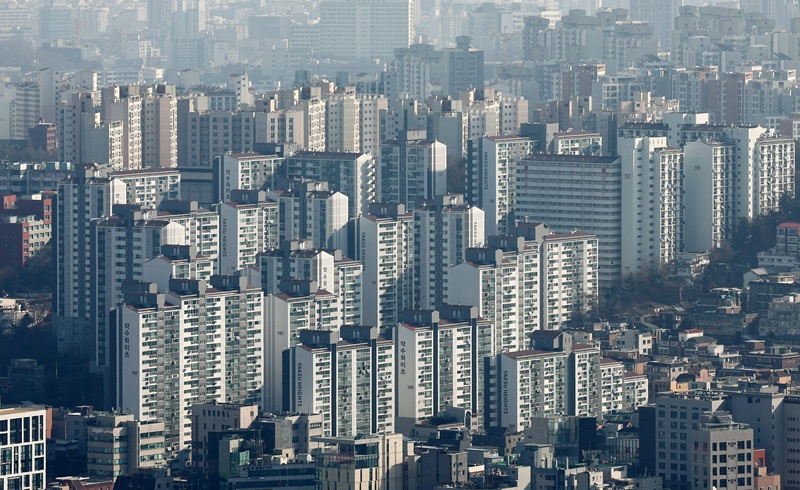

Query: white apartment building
141;88;178;169
569;344;602;418
266;181;349;252
618;136;683;274
59;90;102;167
218;190;279;274
379;130;447;210
217;152;282;202
325;93;360;153
394;306;495;433
57;165;185;366
751;134;795;218
284;151;377;218
489;349;569;431
467;136;534;236
257;240;363;326
684;140;736;252
181;109;259;168
540;231;599;330
81;114;125;170
448;235;541;353
102;86;143;171
263;280;342;412
142;244;215;291
622;372;649;412
0;406;47;490
516;154;622;289
264;108;305;149
111;168;181;209
56;166;126;361
551;131;603;155
93;208;186;371
359;95;388;154
413;194;485;310
353;203;415;330
286;327;395;437
12;82;40;141
156;200;220;267
116;276;265;457
600;358;625;417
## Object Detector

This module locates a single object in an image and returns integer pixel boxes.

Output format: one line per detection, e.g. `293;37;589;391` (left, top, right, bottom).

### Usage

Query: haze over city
0;0;800;489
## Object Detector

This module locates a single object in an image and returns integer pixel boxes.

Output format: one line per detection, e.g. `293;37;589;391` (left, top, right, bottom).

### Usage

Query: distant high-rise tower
319;0;411;60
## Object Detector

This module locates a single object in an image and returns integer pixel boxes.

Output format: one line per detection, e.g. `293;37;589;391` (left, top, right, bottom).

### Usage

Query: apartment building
466;135;534;236
263;280;342;412
515;154;622;289
257;239;362;326
413;194;485;310
266;180;348;252
0;406;47;490
600;358;625;417
285;327;395;437
216;152;283;202
379;130;446;210
487;349;569;431
353;203;414;331
394;306;495;433
618;136;683;274
218;190;279;274
284;151;376;218
448;237;540;353
116;276;265;456
540;231;599;330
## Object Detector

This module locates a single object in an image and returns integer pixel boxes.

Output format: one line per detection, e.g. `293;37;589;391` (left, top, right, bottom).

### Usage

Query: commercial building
314;433;405;490
655;391;729;490
83;412;166;477
190;402;258;472
688;412;754;490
